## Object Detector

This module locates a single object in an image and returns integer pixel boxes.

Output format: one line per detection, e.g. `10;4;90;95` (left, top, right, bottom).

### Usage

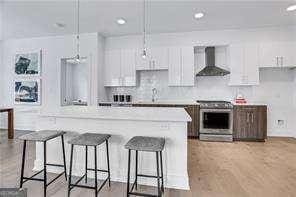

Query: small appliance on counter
113;95;119;102
119;95;125;102
102;94;133;107
113;94;132;103
125;95;132;102
235;93;247;104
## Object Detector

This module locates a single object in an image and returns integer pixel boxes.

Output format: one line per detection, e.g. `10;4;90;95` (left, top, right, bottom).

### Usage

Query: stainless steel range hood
196;47;230;76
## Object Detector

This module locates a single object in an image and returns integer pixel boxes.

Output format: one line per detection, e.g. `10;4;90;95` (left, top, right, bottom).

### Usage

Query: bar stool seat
67;133;111;197
68;133;111;146
125;136;165;152
125;136;165;197
19;130;65;142
18;130;67;197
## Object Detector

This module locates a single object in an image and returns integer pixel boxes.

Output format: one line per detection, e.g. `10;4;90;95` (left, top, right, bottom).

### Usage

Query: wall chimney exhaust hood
196;47;230;76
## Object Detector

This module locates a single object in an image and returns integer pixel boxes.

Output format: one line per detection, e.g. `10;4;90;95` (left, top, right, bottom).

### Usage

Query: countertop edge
39;113;191;122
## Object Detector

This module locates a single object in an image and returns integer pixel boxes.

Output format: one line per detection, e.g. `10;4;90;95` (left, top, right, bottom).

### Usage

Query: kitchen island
35;106;191;190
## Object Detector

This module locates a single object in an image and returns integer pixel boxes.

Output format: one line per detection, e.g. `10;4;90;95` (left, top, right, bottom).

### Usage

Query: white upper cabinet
150;47;169;70
168;46;194;86
168;47;182;86
229;43;259;86
135;47;169;70
181;47;195;86
121;49;136;86
104;50;121;86
104;49;136;87
259;42;296;68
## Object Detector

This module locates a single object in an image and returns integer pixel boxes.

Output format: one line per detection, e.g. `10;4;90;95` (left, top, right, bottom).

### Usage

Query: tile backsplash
105;70;253;102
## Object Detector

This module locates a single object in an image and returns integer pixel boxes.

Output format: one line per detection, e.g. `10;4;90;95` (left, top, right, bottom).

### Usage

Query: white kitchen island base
34;106;191;190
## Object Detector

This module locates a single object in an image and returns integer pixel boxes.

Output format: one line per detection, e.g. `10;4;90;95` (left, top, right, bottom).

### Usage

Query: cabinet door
121;49;136;86
168;47;181;86
135;48;151;70
233;107;248;139
229;44;244;85
150;47;169;70
256;106;267;140
181;47;195;86
104;50;121;86
280;42;296;67
259;42;279;67
244;43;259;85
245;108;259;139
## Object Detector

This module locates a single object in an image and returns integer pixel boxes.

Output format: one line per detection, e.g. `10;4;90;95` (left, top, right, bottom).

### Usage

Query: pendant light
67;0;85;64
141;0;147;59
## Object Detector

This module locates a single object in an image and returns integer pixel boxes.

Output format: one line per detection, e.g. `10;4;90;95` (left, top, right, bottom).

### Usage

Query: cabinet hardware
276;57;279;66
281;57;284;66
251;113;254;123
246;112;249;123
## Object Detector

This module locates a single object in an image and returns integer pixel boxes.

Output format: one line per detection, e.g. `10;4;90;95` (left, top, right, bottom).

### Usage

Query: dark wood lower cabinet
233;105;267;141
132;103;199;139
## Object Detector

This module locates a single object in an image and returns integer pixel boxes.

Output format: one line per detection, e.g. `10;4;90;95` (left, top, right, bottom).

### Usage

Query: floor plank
0;130;295;197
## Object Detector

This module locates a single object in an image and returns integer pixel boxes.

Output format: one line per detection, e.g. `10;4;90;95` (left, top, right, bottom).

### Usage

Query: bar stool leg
106;140;111;187
94;146;98;197
126;149;131;197
20;140;27;188
160;151;164;192
85;145;88;183
67;144;74;197
61;135;67;181
156;152;161;197
135;150;138;190
43;142;47;197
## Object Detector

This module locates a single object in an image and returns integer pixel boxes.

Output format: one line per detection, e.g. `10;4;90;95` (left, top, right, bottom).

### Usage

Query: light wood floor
1;130;296;197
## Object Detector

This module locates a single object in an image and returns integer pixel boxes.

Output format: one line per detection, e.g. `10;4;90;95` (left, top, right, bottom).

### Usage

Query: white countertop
99;100;267;106
232;102;267;106
99;100;198;105
40;106;192;122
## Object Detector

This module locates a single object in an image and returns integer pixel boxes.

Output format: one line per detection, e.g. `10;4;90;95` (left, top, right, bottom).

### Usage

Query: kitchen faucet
152;88;157;102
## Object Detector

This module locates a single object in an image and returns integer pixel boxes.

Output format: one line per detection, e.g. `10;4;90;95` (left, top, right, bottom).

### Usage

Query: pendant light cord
76;0;80;59
143;0;146;51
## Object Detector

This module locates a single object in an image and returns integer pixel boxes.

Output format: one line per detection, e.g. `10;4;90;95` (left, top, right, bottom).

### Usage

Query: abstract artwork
15;51;41;76
14;80;41;105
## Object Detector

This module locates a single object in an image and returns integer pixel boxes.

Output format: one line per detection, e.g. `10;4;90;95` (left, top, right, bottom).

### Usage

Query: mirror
60;57;89;106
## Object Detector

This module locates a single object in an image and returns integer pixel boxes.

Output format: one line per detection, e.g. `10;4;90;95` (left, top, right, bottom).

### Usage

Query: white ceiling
1;0;296;39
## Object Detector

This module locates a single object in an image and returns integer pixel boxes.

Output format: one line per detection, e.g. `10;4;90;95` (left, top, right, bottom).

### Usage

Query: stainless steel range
197;100;233;142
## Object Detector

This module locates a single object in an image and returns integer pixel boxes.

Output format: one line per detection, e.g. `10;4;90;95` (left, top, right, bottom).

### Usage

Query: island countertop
40;106;192;122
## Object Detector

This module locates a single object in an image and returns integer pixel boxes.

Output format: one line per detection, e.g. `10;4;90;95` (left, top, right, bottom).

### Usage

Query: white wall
1;26;295;137
0;33;99;130
0;1;3;41
105;26;296;137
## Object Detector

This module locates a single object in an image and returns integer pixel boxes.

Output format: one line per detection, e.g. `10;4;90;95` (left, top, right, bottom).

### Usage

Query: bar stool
18;130;67;197
125;136;165;197
67;133;111;197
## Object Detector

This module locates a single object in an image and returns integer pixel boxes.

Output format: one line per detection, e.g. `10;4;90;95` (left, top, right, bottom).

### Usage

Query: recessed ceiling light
287;5;296;11
194;12;204;19
54;22;66;28
117;18;126;25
